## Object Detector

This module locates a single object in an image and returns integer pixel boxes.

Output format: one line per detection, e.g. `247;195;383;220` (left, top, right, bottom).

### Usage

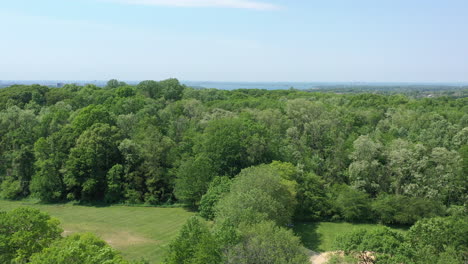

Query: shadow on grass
293;222;322;252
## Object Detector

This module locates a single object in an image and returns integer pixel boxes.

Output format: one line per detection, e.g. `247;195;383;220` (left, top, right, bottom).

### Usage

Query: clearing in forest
0;200;194;263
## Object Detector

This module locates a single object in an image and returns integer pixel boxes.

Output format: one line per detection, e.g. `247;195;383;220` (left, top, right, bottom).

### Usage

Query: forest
0;79;466;264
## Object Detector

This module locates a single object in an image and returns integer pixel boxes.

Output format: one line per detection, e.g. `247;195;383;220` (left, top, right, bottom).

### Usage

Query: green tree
137;79;184;100
105;164;125;203
371;194;445;225
164;217;221;264
106;79;127;89
331;184;371;221
335;227;405;264
215;164;297;227
348;135;386;195
198;117;272;176
199;176;231;220
29;233;129;264
406;216;467;262
267;161;330;220
0;207;62;263
30;158;64;202
0;106;38;199
70;104;114;134
225;221;309;264
64;124;122;201
175;154;218;207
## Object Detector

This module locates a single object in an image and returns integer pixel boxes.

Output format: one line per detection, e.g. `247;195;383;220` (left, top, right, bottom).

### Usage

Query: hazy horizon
1;0;468;82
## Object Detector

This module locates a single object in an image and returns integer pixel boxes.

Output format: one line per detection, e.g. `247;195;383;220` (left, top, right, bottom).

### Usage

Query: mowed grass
294;222;407;252
0;200;194;263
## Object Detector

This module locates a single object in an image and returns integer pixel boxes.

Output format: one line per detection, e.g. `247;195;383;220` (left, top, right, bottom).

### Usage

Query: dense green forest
0;80;467;263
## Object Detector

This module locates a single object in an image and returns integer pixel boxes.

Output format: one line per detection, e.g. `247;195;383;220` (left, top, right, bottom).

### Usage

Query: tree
293;172;330;220
0;208;62;263
64;124;122;201
29;125;77;202
331;184;371;221
137;79;184;100
137;80;164;99
105;164;125;203
70;104;114;134
133;125;175;204
406;216;467;262
215;164;297;227
348;135;386;195
199;176;231;220
266;161;330;220
159;78;185;101
174;154;218;207
106;79;127;89
335;227;405;264
371;194;445;225
30;158;64;202
197;117;272;176
385;139;427;196
225;221;309;264
0;106;39;199
164;217;221;264
29;233;130;264
425;147;463;204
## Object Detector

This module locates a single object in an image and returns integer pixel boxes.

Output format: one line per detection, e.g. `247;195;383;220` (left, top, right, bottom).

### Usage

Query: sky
1;0;467;82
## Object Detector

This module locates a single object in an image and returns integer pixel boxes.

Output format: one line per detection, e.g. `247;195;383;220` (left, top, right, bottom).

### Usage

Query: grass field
0;200;194;263
294;222;407;252
1;199;408;262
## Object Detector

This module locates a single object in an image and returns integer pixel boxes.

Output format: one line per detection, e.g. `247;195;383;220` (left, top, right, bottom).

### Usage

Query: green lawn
294;222;407;252
0;200;194;263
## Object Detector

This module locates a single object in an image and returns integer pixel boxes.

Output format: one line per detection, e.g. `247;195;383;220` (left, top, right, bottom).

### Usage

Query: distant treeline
309;84;468;97
0;79;466;222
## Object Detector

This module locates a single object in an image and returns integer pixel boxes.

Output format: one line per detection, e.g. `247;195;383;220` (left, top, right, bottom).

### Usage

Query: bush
225;221;309;264
372;194;446;225
0;207;62;263
215;164;297;226
30;233;129;264
334;227;405;264
331;185;371;222
0;177;22;199
164;217;221;264
199;176;231;220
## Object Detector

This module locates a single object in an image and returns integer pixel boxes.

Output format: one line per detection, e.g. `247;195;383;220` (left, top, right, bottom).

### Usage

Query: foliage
164;217;221;264
174;154;218;207
225;221;309;264
334;216;467;264
64;123;123;201
0;199;194;263
0;207;62;263
215;164;297;227
330;184;371;222
0;80;467;263
405;216;467;262
196;116;273;176
199;176;231;220
29;233;130;264
371;194;445;225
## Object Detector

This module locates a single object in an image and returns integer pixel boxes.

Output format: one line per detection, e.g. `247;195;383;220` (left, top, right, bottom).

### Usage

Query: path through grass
0;200;194;263
294;222;407;252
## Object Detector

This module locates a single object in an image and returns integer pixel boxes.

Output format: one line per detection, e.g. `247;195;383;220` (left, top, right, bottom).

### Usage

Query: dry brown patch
102;231;159;248
308;250;342;264
62;229;158;248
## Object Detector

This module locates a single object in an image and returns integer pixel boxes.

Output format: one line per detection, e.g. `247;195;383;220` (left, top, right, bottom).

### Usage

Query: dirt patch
62;230;74;236
103;231;158;248
307;250;337;264
62;229;158;248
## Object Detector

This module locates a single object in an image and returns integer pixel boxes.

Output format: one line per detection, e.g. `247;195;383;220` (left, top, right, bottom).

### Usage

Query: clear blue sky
1;0;467;82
